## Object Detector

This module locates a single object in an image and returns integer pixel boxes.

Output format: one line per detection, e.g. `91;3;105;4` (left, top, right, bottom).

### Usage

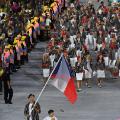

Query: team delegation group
42;1;120;92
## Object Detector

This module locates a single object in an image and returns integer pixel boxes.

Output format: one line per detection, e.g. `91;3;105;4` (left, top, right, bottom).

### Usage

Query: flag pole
32;53;63;110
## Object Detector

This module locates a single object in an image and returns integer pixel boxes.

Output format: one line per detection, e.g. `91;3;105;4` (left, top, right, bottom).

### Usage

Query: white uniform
97;70;105;78
43;69;50;78
104;57;109;66
85;34;94;50
84;62;92;79
76;50;82;57
50;54;55;67
70;57;77;67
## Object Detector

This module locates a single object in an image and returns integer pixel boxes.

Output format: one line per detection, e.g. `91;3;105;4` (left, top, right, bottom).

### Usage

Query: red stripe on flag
64;78;77;104
51;74;56;79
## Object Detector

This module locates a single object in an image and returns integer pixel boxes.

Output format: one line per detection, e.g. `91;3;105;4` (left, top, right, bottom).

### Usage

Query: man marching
24;94;41;120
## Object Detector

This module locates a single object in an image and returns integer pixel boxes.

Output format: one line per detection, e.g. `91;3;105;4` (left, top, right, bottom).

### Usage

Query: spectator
3;68;13;104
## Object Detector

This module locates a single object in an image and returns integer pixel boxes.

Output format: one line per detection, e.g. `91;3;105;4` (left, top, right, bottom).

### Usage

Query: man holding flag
24;94;41;120
25;54;77;120
32;53;77;113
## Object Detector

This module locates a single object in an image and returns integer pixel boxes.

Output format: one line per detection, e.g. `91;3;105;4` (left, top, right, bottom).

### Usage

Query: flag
50;55;77;104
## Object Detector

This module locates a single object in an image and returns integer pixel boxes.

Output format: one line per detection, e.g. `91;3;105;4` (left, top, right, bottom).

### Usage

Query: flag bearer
24;94;41;120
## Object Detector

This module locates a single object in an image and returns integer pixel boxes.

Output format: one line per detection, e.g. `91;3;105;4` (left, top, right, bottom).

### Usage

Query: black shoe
87;85;92;88
10;72;13;75
77;89;82;92
8;101;12;104
5;101;9;104
77;89;80;92
12;69;17;72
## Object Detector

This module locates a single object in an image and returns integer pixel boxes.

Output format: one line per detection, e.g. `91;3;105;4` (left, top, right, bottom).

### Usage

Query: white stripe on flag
50;56;71;92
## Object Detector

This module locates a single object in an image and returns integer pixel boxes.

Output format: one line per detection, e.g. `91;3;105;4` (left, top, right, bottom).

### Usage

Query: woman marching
109;34;118;68
84;51;93;88
49;50;56;69
96;53;105;88
69;48;77;69
42;54;50;84
75;57;84;92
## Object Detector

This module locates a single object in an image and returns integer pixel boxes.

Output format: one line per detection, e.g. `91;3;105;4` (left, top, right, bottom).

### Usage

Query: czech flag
50;54;77;104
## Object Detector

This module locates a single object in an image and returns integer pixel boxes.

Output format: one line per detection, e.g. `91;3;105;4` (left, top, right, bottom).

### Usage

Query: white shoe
77;88;82;92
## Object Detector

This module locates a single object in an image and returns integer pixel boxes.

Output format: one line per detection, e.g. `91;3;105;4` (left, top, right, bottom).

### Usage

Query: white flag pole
32;53;63;111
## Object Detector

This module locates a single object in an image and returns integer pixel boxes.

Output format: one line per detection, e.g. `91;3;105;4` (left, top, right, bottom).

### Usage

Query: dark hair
101;1;104;4
48;110;54;115
97;54;104;63
28;94;35;99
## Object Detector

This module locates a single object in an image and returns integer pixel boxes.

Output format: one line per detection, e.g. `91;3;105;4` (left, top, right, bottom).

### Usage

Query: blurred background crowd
0;0;66;103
